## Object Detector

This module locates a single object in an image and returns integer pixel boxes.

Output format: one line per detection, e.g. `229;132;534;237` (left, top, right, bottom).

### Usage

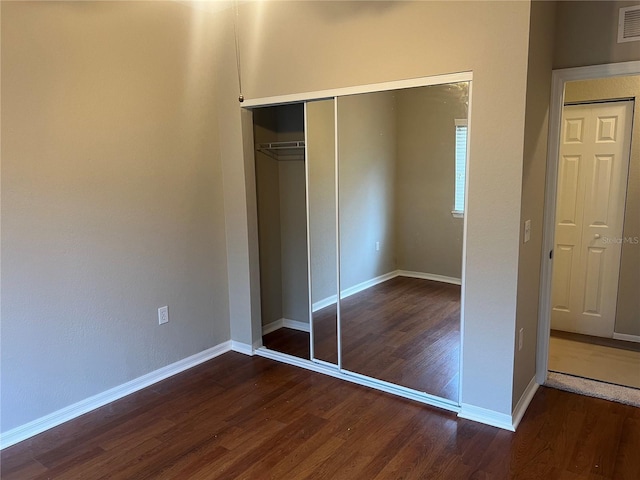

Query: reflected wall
337;83;468;400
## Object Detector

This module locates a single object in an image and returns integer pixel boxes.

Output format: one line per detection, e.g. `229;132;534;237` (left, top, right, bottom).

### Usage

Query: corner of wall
512;0;556;407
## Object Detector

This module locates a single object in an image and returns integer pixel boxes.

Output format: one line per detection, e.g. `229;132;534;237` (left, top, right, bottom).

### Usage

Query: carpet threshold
546;371;640;407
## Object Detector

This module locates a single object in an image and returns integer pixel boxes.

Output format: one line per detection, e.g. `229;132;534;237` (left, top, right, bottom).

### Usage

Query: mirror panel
338;83;468;400
254;104;310;359
307;99;339;364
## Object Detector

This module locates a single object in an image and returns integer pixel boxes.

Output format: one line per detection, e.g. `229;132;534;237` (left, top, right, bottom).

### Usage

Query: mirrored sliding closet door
337;83;468;401
252;77;470;405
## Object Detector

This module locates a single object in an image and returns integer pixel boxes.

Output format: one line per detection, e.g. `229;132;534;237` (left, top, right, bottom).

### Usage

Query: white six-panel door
551;100;633;338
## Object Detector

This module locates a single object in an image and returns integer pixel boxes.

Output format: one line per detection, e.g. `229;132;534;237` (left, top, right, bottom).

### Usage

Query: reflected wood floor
264;277;460;400
3;352;639;479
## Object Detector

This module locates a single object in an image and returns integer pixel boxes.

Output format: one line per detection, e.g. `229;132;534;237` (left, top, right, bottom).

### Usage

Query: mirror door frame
245;71;473;412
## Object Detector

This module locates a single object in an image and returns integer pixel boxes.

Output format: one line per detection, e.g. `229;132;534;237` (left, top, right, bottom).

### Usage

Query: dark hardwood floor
2;352;639;479
264;276;460;400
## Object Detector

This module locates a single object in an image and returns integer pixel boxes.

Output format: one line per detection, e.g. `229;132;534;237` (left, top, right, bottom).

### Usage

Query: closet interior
254;103;311;360
252;80;469;405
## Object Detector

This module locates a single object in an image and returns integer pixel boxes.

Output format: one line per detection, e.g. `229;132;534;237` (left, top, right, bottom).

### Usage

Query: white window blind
453;119;468;216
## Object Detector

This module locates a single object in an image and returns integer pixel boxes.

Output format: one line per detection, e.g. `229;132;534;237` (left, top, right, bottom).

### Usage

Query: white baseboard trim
397;270;462;286
283;318;310;332
0;341;233;450
340;271;397;300
511;377;539;431
262;318;310;335
312;295;338;313
262;319;284;335
231;341;256;356
613;332;640;344
312;271;397;312
312;270;461;312
458;403;515;431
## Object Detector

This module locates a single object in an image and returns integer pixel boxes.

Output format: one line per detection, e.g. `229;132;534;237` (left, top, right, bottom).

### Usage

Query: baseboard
312;270;461;311
231;341;255;355
341;271;398;299
312;271;398;312
511;377;539;431
262;319;284;335
262;318;310;335
397;270;462;285
283;318;310;332
613;332;640;344
0;341;233;450
458;403;515;431
312;295;338;313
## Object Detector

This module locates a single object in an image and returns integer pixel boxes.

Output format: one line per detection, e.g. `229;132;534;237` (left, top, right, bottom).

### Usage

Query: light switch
524;220;531;243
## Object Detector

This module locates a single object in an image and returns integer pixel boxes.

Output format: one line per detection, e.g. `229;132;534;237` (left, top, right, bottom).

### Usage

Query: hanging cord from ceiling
233;1;244;102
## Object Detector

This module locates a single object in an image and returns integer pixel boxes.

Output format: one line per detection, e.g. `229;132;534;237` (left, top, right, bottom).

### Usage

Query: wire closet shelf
257;141;306;161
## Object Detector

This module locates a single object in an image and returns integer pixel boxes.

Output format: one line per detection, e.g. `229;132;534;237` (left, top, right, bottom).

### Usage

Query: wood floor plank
266;429;345;479
612;416;640;480
2;353;639;480
0;457;48;480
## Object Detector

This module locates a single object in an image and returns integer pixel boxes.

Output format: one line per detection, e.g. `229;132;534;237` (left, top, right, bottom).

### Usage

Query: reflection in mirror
254;103;310;359
307;99;338;364
338;83;468;400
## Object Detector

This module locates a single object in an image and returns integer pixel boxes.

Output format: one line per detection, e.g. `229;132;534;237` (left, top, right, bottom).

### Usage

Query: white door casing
551;100;633;338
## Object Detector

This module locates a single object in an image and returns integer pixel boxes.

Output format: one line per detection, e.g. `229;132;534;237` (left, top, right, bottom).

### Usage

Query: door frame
536;60;640;386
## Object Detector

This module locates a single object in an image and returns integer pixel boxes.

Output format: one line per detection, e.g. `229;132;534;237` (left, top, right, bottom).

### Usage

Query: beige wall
278;161;310;323
338;91;397;290
254;154;282;324
224;0;533;415
254;109;283;326
1;1;230;432
554;1;640;69
395;84;468;279
514;0;557;407
564;76;640;337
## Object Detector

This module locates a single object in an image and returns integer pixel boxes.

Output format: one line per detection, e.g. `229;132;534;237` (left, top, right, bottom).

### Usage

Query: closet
254;104;310;359
251;76;470;407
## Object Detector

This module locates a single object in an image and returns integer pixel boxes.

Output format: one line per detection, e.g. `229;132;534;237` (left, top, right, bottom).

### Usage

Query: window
453;119;468;218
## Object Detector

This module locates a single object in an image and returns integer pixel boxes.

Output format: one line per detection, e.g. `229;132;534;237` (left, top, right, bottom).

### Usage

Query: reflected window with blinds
453;119;468;217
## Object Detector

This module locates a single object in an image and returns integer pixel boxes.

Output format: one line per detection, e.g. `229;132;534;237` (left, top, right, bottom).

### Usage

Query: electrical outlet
518;328;524;351
158;306;169;325
524;220;531;243
375;241;380;251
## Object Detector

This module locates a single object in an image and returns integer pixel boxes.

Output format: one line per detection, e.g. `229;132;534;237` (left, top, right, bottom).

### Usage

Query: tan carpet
546;371;640;408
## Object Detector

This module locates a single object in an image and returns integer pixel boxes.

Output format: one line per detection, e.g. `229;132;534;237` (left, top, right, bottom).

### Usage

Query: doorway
538;62;640;394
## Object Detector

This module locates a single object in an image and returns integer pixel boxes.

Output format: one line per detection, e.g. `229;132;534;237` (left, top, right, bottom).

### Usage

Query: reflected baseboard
312;271;396;312
312;295;338;313
262;318;310;335
312;270;461;312
397;270;461;286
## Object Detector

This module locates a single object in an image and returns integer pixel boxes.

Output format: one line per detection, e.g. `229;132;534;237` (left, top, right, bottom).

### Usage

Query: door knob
594;234;601;239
